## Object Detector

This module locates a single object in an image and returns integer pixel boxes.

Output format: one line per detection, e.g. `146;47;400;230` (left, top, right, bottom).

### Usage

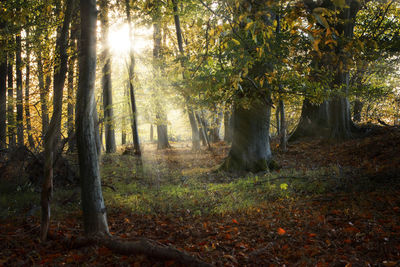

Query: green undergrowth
101;158;358;216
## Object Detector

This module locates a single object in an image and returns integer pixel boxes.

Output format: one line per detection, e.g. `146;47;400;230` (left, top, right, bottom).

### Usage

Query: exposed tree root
68;236;212;267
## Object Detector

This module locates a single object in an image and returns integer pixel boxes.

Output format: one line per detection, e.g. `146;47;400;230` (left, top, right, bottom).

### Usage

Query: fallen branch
68;236;212;267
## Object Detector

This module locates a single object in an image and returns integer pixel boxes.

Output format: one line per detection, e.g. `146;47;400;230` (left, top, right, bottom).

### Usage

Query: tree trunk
99;0;116;153
223;111;232;143
210;111;222;143
153;10;170;150
7;38;15;148
0;21;6;149
16;25;24;146
221;99;272;173
67;26;77;153
41;0;75;242
77;0;109;236
196;112;210;149
275;105;280;136
279;99;286;151
172;0;200;150
149;124;153;142
37;55;50;139
290;99;330;141
125;0;141;156
24;29;35;148
353;99;363;122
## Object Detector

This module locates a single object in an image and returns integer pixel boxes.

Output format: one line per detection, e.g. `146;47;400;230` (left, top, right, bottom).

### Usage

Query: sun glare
108;24;153;55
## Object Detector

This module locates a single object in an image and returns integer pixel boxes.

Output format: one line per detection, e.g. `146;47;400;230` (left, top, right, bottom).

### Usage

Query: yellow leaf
244;21;254;31
313;39;321;52
231;38;240;46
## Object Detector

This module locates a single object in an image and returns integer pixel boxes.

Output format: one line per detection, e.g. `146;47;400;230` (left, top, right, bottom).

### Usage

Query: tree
7;36;16;148
0;18;6;149
41;0;75;241
24;28;35;148
99;0;116;153
125;0;141;156
15;17;23;146
172;0;200;150
152;3;171;150
76;0;109;236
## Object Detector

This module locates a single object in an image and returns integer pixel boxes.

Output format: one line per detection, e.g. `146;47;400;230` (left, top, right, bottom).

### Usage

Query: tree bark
125;0;141;156
67;25;78;153
172;0;200;150
290;99;330;141
7;37;16;148
279;99;286;151
24;29;35;148
221;99;272;173
223;111;232;143
16;27;24;146
41;0;75;242
99;0;116;153
149;124;153;142
77;0;109;236
153;9;170;150
0;21;6;149
353;99;363;122
37;55;50;139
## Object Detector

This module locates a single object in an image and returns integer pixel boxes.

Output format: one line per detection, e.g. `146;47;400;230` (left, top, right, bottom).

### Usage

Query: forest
0;0;400;265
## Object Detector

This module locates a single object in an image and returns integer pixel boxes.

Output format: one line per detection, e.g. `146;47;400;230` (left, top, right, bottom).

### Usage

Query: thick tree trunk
16;28;24;146
290;99;330;141
157;124;170;149
221;99;272;173
125;0;141;156
77;0;109;236
172;0;200;150
41;0;75;242
99;0;116;153
0;24;6;149
24;30;35;148
7;38;15;148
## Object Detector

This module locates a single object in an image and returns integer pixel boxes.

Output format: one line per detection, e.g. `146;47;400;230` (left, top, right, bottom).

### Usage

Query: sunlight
108;23;153;55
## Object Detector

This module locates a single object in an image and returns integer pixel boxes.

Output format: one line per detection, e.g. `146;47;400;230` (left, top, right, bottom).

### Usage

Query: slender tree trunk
275;105;280;136
172;0;200;150
37;55;50;139
125;0;141;156
67;27;77;152
279;99;286;151
353;99;363;122
7;38;16;148
149;124;153;142
153;9;170;150
196;112;210;149
210;111;222;143
24;29;35;148
77;0;109;236
223;111;232;143
41;0;75;242
0;22;6;149
16;19;24;146
99;0;116;153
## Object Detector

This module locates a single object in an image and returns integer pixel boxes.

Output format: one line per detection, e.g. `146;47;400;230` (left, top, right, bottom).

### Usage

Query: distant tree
99;0;116;153
7;36;16;148
125;0;141;156
0;19;6;149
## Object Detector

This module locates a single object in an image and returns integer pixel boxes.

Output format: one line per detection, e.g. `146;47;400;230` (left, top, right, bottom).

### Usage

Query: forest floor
1;125;400;266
